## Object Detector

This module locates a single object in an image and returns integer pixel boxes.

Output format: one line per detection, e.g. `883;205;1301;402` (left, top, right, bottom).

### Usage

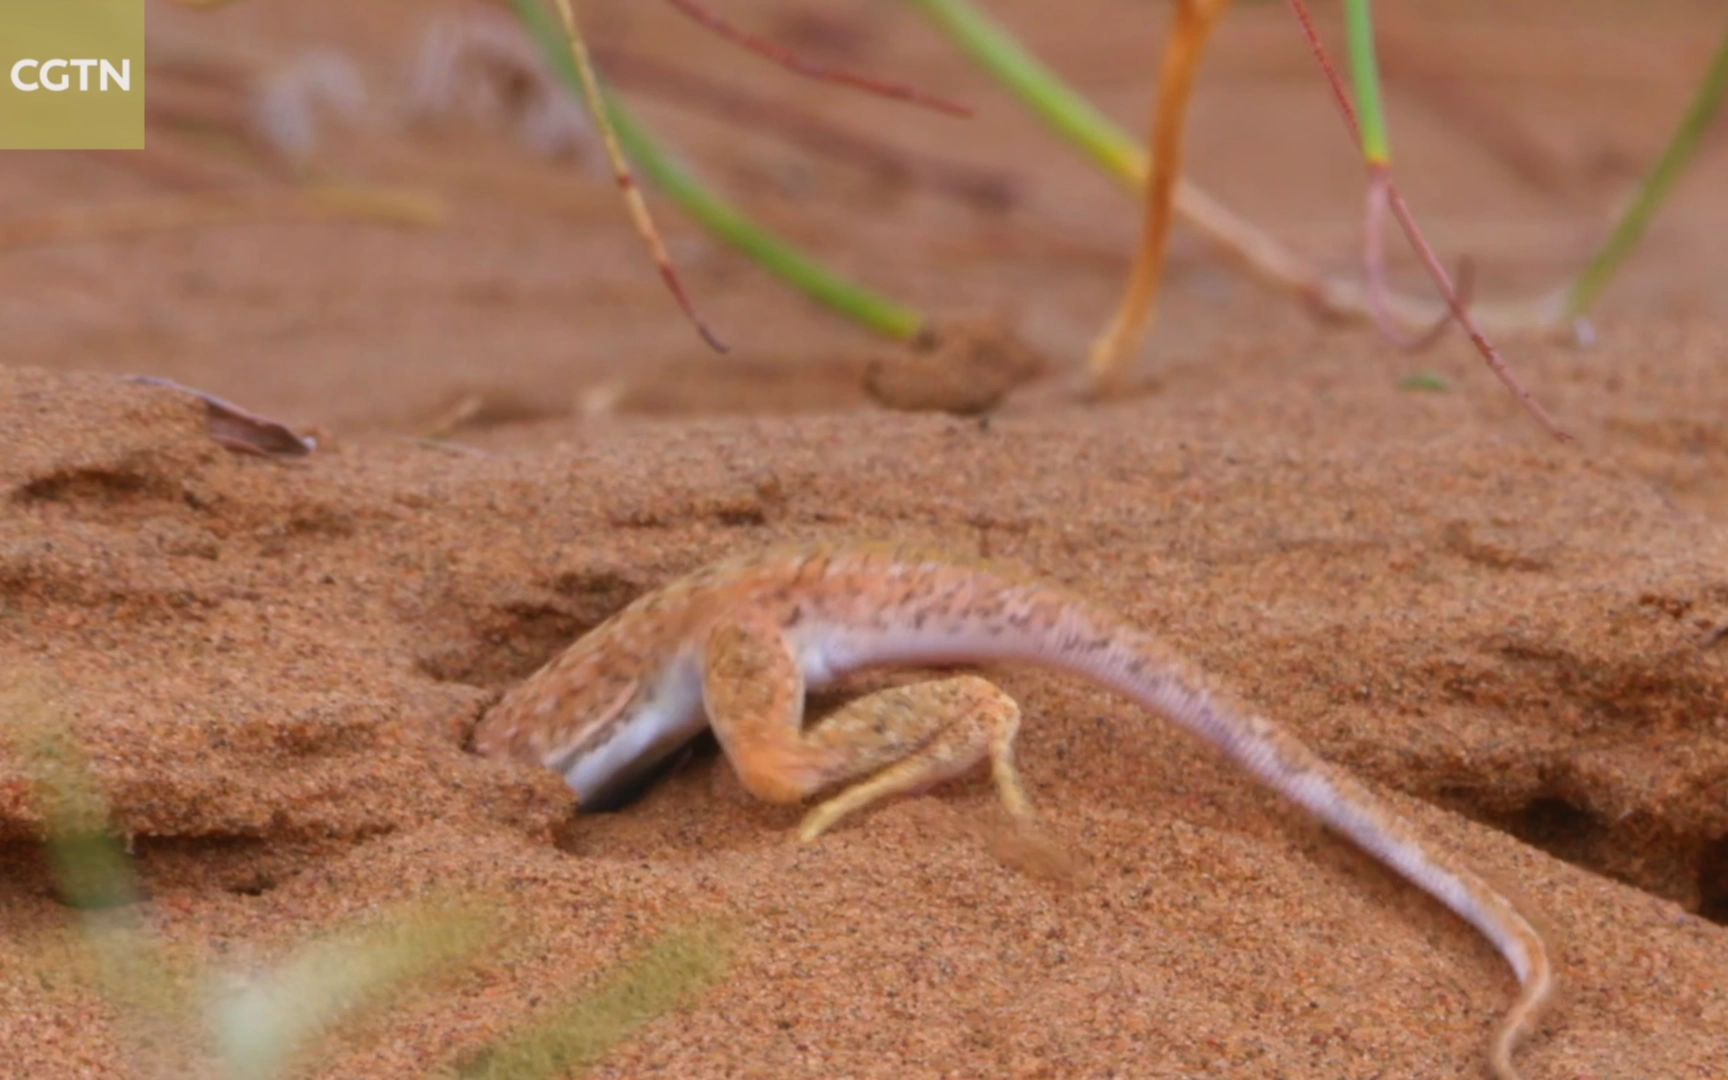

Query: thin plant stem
1087;0;1231;393
536;0;727;351
1363;172;1461;351
663;0;971;117
1564;18;1728;318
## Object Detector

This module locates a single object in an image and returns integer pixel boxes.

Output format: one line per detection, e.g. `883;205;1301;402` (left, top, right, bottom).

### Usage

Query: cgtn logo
10;57;132;93
0;0;144;150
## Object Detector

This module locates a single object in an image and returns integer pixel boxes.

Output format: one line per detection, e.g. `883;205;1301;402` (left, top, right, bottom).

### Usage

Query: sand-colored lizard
473;542;1554;1077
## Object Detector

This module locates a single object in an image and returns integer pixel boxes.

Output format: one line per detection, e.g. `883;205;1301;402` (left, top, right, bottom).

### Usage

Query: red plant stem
1283;0;1569;440
1363;167;1454;351
664;0;972;117
1285;0;1361;144
547;0;727;352
1384;182;1570;438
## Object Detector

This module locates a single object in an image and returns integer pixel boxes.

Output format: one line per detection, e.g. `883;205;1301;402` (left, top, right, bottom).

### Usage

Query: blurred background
5;0;1725;441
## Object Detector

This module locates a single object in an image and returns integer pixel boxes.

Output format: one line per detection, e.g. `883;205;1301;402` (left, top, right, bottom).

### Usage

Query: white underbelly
563;653;708;804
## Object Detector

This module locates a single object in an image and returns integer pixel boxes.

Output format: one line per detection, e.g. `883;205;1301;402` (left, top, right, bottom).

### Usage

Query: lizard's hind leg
796;675;1032;842
699;619;1031;841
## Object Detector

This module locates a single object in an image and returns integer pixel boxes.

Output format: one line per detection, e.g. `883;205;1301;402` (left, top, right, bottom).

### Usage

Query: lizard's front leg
699;619;1033;842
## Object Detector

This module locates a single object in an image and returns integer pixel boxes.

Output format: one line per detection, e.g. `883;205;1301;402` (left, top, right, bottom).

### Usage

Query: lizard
472;541;1555;1078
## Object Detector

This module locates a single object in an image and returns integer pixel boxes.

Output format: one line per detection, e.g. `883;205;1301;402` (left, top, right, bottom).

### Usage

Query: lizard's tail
1027;614;1557;1079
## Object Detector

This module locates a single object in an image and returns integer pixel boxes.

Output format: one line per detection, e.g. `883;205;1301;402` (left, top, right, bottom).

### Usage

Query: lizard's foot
795;675;1030;841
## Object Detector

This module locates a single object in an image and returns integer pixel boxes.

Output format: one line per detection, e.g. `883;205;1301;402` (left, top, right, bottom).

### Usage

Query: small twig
1363;170;1469;352
1292;0;1442;342
1281;2;1353;142
541;0;727;352
1383;176;1570;439
663;0;971;117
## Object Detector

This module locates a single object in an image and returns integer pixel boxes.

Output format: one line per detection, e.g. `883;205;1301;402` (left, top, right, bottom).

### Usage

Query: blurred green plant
208;904;491;1080
1564;19;1728;320
458;922;735;1080
9;688;182;1036
1342;0;1392;168
3;680;732;1078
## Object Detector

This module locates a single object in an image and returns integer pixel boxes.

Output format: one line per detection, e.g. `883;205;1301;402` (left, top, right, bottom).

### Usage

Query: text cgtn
9;58;132;93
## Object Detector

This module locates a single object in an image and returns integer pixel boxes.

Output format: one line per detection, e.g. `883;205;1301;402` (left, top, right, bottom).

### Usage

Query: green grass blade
602;96;925;340
507;0;926;341
1565;20;1728;318
906;0;1145;182
1343;0;1392;164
